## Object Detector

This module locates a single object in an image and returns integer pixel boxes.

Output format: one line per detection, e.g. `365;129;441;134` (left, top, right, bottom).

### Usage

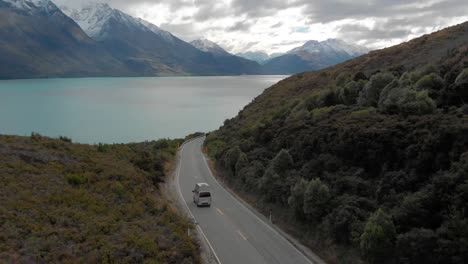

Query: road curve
176;136;317;264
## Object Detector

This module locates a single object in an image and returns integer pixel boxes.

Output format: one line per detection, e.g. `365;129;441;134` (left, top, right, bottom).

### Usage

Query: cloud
270;22;283;28
227;21;254;32
53;0;468;54
159;22;200;40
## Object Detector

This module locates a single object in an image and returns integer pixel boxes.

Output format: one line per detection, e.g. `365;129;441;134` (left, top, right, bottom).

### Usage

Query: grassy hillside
0;134;200;263
206;22;468;263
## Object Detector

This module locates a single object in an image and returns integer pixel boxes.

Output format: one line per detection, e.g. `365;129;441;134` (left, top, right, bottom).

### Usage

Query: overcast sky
54;0;468;55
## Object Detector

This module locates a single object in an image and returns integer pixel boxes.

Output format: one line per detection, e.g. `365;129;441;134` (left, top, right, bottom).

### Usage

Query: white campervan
192;183;212;207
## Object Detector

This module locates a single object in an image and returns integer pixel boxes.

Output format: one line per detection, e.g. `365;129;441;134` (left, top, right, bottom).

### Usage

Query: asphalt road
176;137;316;264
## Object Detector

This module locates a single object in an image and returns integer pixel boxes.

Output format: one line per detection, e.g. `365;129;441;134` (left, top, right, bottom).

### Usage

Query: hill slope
0;134;200;263
206;22;468;263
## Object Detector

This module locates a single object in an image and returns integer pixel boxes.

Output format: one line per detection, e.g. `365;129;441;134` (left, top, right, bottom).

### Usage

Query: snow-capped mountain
236;51;270;64
288;39;369;57
62;3;175;43
263;39;369;74
0;0;134;79
58;2;261;75
138;18;174;43
191;39;231;56
63;3;132;40
2;0;62;16
236;51;284;64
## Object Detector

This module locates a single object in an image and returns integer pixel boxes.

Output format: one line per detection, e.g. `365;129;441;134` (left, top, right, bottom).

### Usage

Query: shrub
454;68;468;85
271;149;293;174
358;72;395;107
324;202;367;244
235;152;248;177
303;178;331;220
336;72;352;87
378;79;401;106
338;80;365;105
360;209;396;264
392;191;436;231
97;143;109;152
311;106;336;121
350;107;377;118
395;228;438;264
59;136;72;143
304;89;338;110
379;88;436;115
222;146;242;175
415;73;444;91
65;173;88;186
288;178;308;219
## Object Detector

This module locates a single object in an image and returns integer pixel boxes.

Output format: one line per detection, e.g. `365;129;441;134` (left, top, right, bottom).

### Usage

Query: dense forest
0;134;200;263
206;22;468;263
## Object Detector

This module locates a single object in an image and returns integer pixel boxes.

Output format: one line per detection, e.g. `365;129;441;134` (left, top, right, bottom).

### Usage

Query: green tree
336;72;352;87
235;152;248;177
288;178;308;219
395;228;438;264
303;178;331;220
358;72;395;107
338;80;365;105
415;73;444;91
379;87;436;115
360;209;396;264
271;149;293;174
258;168;281;203
222;146;242;175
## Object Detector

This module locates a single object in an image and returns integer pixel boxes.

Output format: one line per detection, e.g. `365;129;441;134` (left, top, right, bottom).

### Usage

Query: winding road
176;137;322;264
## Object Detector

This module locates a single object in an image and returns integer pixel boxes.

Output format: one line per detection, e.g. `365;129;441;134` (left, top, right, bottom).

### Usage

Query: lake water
0;76;286;143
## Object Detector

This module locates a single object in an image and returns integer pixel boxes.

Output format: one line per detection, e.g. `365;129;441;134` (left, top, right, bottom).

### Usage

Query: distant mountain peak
62;2;141;40
62;2;174;43
191;38;230;56
3;0;60;15
288;38;369;56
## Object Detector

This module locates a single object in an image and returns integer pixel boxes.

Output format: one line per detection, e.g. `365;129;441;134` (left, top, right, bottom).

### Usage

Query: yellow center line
237;230;247;240
216;208;224;216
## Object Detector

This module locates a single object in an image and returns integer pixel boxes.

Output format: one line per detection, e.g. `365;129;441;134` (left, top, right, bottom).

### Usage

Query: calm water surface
0;76;287;143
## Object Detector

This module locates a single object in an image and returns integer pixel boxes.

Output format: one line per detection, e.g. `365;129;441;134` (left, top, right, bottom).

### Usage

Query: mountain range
0;0;369;79
261;39;370;74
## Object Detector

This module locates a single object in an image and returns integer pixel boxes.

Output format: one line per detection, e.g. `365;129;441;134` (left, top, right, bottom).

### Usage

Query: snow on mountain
137;18;174;43
236;51;270;64
288;39;369;56
61;2;174;43
2;0;60;15
62;3;137;40
190;39;230;56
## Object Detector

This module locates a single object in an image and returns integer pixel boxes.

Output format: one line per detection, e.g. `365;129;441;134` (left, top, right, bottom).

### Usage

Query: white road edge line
199;139;316;264
176;142;222;264
237;230;248;241
216;208;224;216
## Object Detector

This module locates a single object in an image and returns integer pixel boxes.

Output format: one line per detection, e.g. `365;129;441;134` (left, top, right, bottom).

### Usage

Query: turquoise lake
0;76;287;143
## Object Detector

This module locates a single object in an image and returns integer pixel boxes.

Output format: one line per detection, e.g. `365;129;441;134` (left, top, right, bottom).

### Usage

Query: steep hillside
0;134;200;263
0;0;134;79
262;39;369;75
206;22;468;263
